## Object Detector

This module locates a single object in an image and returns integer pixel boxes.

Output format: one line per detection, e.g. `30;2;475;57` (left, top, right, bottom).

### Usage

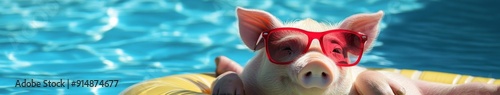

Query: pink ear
237;7;282;50
339;11;384;53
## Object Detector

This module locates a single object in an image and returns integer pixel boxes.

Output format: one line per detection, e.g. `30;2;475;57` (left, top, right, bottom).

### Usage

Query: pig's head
237;7;383;94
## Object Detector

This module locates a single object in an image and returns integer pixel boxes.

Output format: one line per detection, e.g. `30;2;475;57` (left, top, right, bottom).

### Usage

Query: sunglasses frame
261;27;368;66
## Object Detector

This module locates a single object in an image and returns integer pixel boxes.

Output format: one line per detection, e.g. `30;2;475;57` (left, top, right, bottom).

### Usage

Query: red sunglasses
260;27;367;66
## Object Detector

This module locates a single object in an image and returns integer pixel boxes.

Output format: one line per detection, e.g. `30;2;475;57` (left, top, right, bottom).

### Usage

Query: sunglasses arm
253;32;265;51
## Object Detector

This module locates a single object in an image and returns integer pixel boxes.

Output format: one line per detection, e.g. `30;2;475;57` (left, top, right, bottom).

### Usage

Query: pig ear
339;11;384;55
237;7;282;51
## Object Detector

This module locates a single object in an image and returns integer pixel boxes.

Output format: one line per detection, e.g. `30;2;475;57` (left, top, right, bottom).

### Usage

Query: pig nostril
305;71;312;77
321;72;328;77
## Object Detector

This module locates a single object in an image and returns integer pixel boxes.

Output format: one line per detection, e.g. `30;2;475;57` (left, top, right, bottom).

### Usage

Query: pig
211;7;500;95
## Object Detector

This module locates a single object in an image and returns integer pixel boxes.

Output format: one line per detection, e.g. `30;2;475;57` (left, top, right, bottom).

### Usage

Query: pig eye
266;30;308;64
282;47;293;55
332;48;342;54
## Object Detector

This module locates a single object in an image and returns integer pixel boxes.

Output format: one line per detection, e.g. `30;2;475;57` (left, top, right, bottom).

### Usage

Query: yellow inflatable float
121;68;500;95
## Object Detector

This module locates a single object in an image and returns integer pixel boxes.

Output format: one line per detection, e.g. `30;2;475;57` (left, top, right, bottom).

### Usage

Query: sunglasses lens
266;29;308;64
322;32;364;66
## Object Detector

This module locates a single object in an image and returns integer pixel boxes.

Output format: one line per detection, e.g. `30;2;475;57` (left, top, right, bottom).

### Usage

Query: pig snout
297;60;334;89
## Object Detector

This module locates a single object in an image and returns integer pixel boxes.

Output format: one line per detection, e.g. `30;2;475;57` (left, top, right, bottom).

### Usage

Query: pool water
1;0;499;95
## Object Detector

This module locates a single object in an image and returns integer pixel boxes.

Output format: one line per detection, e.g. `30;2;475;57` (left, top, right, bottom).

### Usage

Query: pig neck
240;50;266;95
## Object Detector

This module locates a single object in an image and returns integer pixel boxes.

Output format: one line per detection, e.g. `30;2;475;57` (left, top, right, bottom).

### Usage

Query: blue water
1;0;499;95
